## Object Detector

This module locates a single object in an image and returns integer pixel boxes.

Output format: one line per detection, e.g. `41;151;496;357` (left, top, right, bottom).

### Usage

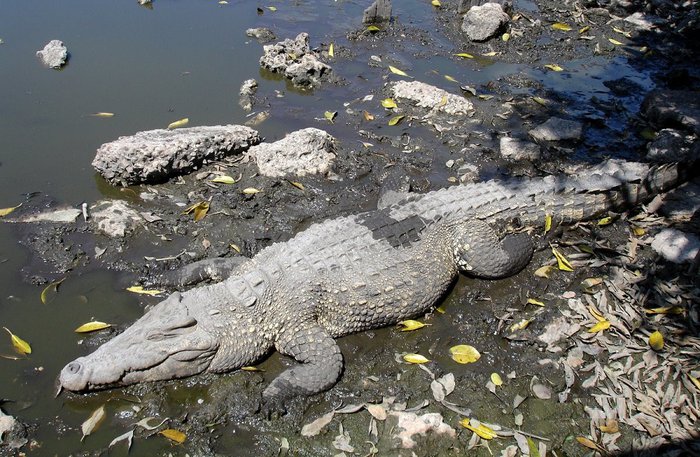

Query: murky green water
0;0;657;455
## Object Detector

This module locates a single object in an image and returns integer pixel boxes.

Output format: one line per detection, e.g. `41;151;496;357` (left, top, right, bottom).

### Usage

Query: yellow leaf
160;428;186;444
435;304;446;314
649;330;664;351
482;51;498;57
444;74;458;83
501;32;511;42
324;111;337;122
688;374;700;390
544;214;552;233
509;319;532;332
490;373;503;386
381;98;397;109
534;265;556;278
576;437;604;452
363;110;375;121
449;344;480;364
167;118;189;130
388;65;410;77
454;53;474;59
91;112;115;118
41;277;66;304
608;38;624;46
632;226;646;236
403;353;429;364
551;22;572;31
588;320;611;333
126;286;164;296
431;0;441;6
211;175;237;184
328;43;334;57
459;419;497;440
438;95;448;107
597;216;613;226
645;306;684;315
266;6;277;11
599;419;619;434
242;187;261;194
194;202;209;221
0;204;21;217
241;366;264;372
544;64;564;72
588;305;606;322
527;298;545;307
552;247;574;272
74;321;111;333
613;27;632;38
3;327;31;355
581;277;603;289
397;320;426;332
388;115;405;126
366;25;381;32
229;243;241;253
219;1;228;4
579;26;591;34
288;180;305;191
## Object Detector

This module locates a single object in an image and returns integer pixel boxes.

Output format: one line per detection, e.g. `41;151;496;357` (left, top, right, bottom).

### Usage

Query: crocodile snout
59;358;91;391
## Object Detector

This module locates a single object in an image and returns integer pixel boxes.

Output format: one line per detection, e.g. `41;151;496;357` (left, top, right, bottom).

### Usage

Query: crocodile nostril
67;362;82;375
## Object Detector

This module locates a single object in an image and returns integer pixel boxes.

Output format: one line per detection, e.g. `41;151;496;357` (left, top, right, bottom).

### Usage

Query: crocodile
58;160;696;402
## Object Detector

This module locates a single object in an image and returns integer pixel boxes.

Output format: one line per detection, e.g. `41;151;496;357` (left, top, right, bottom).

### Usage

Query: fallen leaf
449;344;480;364
509;319;532;332
288;181;305;191
438;95;448;107
397;320;426;331
366;404;387;420
366;25;381;32
134;417;168;431
242;187;261;194
581;277;603;289
552;247;574;272
588;305;606;322
403;353;429;364
527;298;545;307
579;26;590;34
211;175;238;184
91;112;115;118
544;214;552;233
0;204;21;217
482;51;498;57
431;0;441;6
527;437;541;457
363;110;375;121
454;53;474;59
551;22;572;31
632;226;646;236
688;374;700;390
328;43;334;57
588;320;611;333
3;327;31;355
576;436;605;453
501;32;511;42
266;6;277;11
599;419;619;434
81;405;106;442
324;111;338;122
301;411;335;436
597;216;613;226
182;201;210;221
531;383;551;399
388;115;405;126
230;243;241;253
491;373;503;386
74;321;111;333
608;38;624;46
645;306;684;315
649;330;664;351
160;428;186;444
126;286;164;296
388;65;410;77
534;265;556;278
381;98;397;109
444;74;459;83
241;366;264;372
460;419;497;440
41;277;66;304
167;118;189;130
109;430;134;451
544;64;564;72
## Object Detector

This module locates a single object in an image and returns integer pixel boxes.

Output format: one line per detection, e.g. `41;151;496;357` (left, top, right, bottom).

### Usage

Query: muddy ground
2;0;699;456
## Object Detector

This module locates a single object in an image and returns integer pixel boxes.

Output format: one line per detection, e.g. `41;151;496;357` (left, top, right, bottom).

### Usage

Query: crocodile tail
611;160;700;210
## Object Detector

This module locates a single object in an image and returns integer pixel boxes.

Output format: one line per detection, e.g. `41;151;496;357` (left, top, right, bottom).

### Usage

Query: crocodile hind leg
263;320;343;401
451;219;534;279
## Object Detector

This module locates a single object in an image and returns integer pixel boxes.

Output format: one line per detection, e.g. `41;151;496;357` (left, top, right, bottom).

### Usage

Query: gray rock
499;137;541;161
646;129;694;162
651;228;700;264
92;125;261;186
656;181;700;224
529;117;583;142
249;128;336;177
259;33;331;87
238;79;258;112
90;200;143;238
458;0;511;14
36;40;68;69
246;27;276;43
0;408;27;450
389;411;456;449
390;81;474;116
362;0;392;24
461;3;510;42
624;11;662;30
642;90;700;135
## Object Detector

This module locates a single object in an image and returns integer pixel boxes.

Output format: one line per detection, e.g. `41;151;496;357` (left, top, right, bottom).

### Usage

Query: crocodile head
59;291;221;391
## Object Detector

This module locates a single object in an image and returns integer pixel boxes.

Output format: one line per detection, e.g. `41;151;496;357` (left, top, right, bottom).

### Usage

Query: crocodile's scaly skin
58;161;693;399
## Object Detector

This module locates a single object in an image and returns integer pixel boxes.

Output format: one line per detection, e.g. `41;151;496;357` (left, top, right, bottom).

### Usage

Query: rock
36;40;68;69
389;411;456;449
458;0;511;14
362;0;392;24
655;181;700;225
90;200;143;238
239;79;258;112
646;129;694;162
249;128;336;177
259;33;331;87
390;81;474;116
651;228;700;264
246;27;276;42
92;125;261;186
461;3;510;42
499;137;541;161
0;408;28;450
624;11;663;31
529;117;583;142
641;90;700;135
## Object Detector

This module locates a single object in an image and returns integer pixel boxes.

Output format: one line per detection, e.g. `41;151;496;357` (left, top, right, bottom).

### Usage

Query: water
0;1;657;454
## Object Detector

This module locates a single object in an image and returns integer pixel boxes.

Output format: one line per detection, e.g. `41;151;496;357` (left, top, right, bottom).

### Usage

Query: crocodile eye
146;317;198;341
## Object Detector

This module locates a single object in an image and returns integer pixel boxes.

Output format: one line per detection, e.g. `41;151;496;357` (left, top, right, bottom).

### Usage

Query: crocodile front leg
263;320;343;400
